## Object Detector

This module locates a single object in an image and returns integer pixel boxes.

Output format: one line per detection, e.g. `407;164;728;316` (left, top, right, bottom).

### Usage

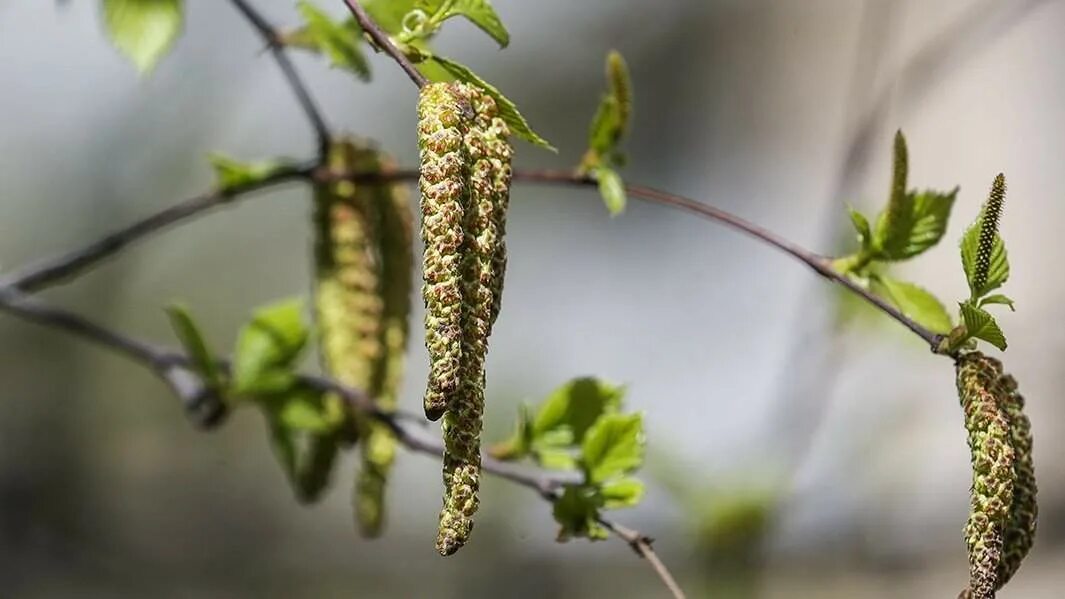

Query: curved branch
1;163;314;293
229;0;333;158
341;0;428;89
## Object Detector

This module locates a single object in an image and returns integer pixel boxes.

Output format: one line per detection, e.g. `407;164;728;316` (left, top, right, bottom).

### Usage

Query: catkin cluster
417;81;513;556
314;138;412;536
956;352;1037;599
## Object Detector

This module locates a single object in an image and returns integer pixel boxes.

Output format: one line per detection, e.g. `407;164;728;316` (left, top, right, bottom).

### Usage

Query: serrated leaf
601;477;644;509
165;304;222;389
428;55;555;150
980;294;1015;311
870;276;953;334
595;167;626;215
233;298;308;395
960;302;1007;351
102;0;183;74
532;377;625;445
535;448;579;471
418;0;509;47
295;1;370;79
874;188;957;260
552;486;608;542
961;221;1009;300
208;154;288;193
581;413;644;484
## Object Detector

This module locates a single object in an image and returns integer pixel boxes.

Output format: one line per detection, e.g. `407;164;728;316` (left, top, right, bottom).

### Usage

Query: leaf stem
341;0;429;89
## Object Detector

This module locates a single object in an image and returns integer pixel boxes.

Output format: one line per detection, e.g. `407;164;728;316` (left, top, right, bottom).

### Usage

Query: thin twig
0;286;668;591
341;0;428;88
599;519;687;599
0;163;314;293
229;0;333;158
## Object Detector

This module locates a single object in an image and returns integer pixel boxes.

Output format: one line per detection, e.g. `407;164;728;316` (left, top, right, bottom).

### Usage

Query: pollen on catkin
956;352;1016;599
434;84;513;556
418;82;474;422
993;372;1037;588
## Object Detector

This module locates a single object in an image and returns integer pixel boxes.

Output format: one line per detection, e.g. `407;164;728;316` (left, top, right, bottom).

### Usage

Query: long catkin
992;372;1037;588
956;353;1016;599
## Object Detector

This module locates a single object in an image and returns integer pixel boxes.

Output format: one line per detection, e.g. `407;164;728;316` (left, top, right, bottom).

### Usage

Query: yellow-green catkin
434;84;513;556
956;353;1016;599
314;140;384;440
355;154;413;537
993;372;1037;588
418;82;473;422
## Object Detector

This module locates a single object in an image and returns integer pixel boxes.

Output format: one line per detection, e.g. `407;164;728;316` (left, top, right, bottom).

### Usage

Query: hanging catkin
956;352;1016;599
992;372;1037;587
355;153;413;537
418;82;473;422
434;84;513;556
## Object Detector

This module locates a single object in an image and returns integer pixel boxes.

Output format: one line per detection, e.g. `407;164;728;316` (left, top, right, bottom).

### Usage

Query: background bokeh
1;0;1064;597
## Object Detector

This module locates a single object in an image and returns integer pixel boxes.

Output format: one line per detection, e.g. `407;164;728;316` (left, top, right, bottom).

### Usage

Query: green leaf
428;55;555;151
418;0;509;47
208;154;287;193
295;1;370;79
874;188;957;260
581;413;644;484
535;448;579;471
101;0;183;74
232;298;308;395
870;276;953;335
980;294;1016;311
266;387;333;433
532;377;625;444
362;0;417;35
552;486;608;542
595;167;626;216
601;477;644;509
847;206;872;250
583;51;632;170
960;302;1007;351
488;403;534;461
165;304;222;389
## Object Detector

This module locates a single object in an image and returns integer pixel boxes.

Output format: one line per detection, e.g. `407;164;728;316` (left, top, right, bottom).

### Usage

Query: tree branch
0;163;314;294
228;0;333;158
341;0;429;89
0;286;677;594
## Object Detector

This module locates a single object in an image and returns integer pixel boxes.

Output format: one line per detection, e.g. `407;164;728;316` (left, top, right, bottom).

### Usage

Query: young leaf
601;477;644;509
552;486;608;542
874;189;957;260
362;0;418;35
961;174;1009;299
488;403;534;460
960;302;1007;351
979;294;1016;311
581;413;644;484
208;154;287;193
532;377;625;444
233;298;308;395
535;448;579;471
165;304;222;389
847;206;872;251
418;0;509;47
584;51;632;167
595;167;626;215
428;55;555;150
870;275;953;334
295;1;370;79
264;387;333;433
101;0;183;74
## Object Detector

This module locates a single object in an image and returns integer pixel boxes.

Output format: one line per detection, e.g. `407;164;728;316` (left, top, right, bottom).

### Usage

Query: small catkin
355;154;413;537
418;82;474;421
956;353;1016;599
972;174;1006;293
993;372;1037;588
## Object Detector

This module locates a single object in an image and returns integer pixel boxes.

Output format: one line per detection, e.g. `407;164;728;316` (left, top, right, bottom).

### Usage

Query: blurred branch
0;285;679;596
229;0;333;158
341;0;428;88
0;162;314;293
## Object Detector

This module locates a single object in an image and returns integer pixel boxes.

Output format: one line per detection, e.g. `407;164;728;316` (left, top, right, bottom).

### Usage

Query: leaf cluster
490;378;645;541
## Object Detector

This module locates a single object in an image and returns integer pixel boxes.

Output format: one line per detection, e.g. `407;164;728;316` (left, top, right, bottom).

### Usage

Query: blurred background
1;0;1064;596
